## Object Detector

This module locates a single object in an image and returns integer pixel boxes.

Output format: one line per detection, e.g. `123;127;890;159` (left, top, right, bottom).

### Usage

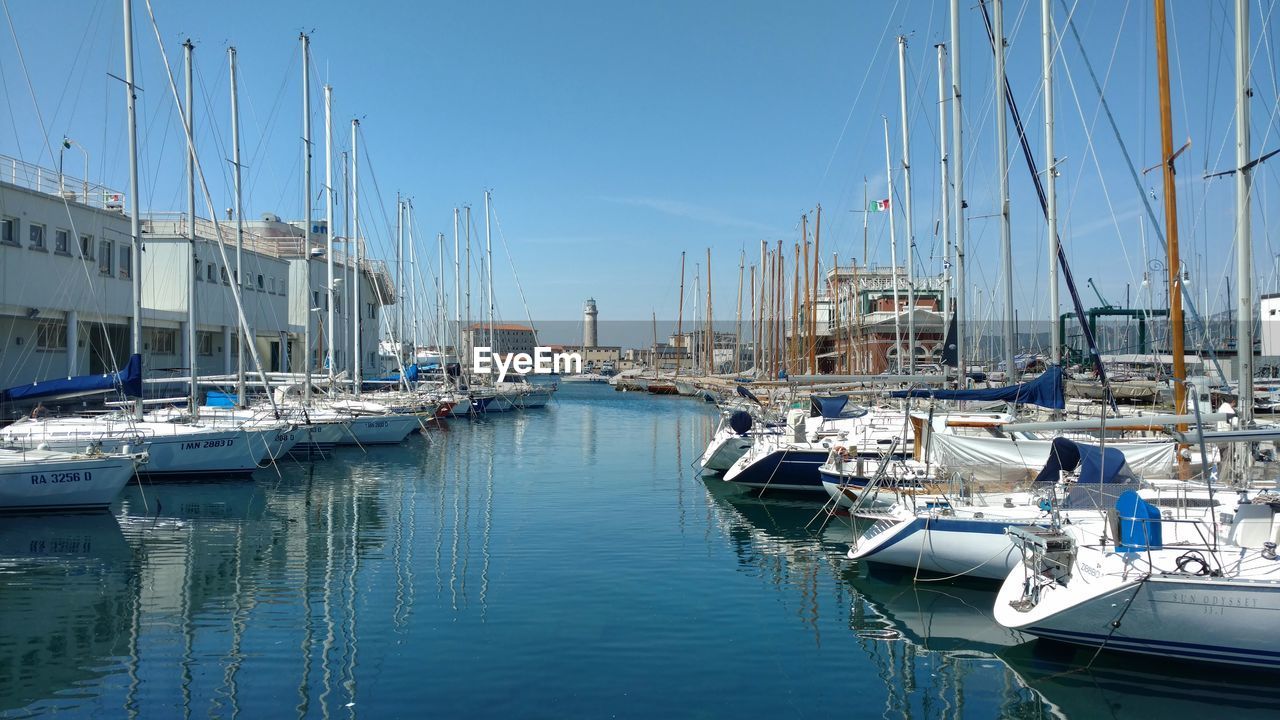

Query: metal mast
485;191;495;357
950;0;967;380
994;0;1015;381
453;208;461;367
395;193;403;346
1235;0;1254;426
183;39;198;416
229;47;246;406
324;84;336;391
123;0;143;373
351;119;362;397
897;35;917;375
300;33;313;407
936;43;951;379
1042;0;1060;368
884;117;904;371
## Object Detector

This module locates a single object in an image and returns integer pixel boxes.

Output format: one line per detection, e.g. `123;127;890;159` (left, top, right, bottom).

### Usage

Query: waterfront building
0;154;396;401
825;264;945;374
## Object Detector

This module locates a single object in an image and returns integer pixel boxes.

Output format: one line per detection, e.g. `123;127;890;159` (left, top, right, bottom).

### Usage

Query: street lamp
60;137;89;203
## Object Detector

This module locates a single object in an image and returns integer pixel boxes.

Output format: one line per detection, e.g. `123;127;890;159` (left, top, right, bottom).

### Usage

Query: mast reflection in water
0;384;1275;718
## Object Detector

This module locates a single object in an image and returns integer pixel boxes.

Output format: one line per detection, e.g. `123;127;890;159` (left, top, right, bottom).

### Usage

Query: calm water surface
1;384;1277;718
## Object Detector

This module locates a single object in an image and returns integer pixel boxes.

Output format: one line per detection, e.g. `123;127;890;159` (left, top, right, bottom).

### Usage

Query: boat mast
936;43;951;381
351;119;362;397
884;116;904;372
324;84;336;392
485;190;495;363
802;216;810;372
465;205;472;365
229;47;246;407
453;208;461;370
749;264;756;375
897;35;917;375
706;248;714;375
396;194;403;351
1153;0;1187;419
300;33;313;407
1042;0;1060;368
993;0;1015;382
950;0;967;381
1235;0;1254;427
183;39;198;417
123;0;143;420
790;242;799;370
437;230;445;361
675;251;685;379
735;250;744;375
810;205;821;374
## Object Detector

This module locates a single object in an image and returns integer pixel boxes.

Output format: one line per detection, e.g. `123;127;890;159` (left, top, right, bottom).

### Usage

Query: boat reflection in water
704;478;1280;719
0;513;133;714
703;479;1054;717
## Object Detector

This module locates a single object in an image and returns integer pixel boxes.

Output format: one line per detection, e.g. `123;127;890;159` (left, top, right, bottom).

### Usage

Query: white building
0;153;396;400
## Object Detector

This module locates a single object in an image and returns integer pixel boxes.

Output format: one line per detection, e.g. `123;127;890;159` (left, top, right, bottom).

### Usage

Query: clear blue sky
2;0;1277;348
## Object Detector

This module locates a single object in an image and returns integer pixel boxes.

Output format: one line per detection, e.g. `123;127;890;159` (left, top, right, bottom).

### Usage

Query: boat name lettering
1168;592;1257;609
1080;563;1102;578
366;420;388;428
29;471;91;485
472;346;582;382
182;439;234;450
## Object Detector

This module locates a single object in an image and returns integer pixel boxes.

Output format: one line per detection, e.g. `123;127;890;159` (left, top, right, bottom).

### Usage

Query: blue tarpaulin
206;390;237;408
1034;436;1129;484
0;353;143;403
889;366;1064;410
377;363;420;383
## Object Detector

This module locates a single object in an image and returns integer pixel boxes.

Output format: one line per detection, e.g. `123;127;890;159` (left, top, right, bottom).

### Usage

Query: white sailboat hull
0;450;138;511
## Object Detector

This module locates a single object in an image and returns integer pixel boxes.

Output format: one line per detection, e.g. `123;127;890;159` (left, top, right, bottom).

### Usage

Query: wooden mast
1153;0;1187;421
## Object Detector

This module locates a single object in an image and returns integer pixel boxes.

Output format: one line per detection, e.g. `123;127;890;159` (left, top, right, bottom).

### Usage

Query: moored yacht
0;446;145;511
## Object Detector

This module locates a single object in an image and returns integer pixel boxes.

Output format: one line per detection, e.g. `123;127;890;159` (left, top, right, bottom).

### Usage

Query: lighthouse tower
583;298;598;348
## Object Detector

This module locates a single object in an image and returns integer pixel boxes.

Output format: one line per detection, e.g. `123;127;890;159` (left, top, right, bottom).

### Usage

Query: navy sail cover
1034;436;1129;484
888;366;1064;410
0;353;143;402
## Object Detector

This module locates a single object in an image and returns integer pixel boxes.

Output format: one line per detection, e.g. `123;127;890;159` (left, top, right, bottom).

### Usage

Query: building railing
0;153;125;211
141;212;396;301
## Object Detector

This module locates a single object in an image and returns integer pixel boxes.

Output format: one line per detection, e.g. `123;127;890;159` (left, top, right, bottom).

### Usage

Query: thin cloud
600;195;784;236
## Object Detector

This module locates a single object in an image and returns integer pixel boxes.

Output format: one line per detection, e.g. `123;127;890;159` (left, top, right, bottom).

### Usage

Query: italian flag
869;198;889;212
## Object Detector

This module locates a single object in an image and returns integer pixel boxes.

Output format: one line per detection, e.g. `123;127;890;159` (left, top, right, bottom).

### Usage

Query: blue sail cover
376;363;420;383
811;394;849;419
888;366;1064;410
0;353;143;402
1034;436;1129;484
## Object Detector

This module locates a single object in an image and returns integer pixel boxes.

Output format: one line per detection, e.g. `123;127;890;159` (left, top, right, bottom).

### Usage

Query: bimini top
889;366;1064;410
1034;436;1131;484
0;353;143;403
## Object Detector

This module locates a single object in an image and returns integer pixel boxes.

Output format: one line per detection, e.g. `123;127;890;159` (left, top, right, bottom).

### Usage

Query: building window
313;291;321;309
197;331;214;356
80;234;94;259
1;217;17;245
269;277;277;294
194;259;202;281
98;240;112;275
148;328;177;355
207;263;216;282
28;223;45;250
221;266;229;285
257;274;264;290
367;303;376;320
119;245;132;279
54;229;70;254
36;321;68;351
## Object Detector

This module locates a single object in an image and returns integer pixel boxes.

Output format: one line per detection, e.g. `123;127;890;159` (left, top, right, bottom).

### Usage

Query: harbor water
1;383;1277;718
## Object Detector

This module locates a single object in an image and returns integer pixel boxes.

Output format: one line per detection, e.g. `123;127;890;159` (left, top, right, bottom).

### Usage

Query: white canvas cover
927;432;1176;484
